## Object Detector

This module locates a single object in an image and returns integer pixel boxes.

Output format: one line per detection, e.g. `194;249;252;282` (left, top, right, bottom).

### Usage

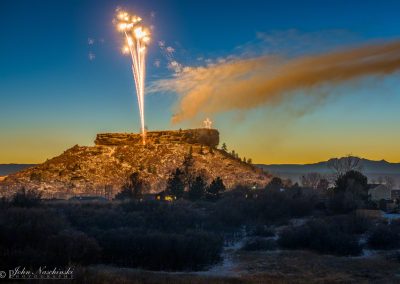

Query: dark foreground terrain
75;251;400;283
1;170;400;283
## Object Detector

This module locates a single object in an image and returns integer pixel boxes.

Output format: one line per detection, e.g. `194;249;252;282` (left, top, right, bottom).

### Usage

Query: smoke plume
151;41;400;123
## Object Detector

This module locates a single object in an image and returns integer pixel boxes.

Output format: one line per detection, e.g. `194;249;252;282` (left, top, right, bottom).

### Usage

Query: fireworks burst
115;9;151;145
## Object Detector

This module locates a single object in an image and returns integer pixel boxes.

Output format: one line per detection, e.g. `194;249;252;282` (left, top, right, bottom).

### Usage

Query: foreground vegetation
1;167;399;275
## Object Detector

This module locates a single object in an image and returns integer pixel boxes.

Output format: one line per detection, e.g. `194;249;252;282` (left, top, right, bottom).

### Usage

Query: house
368;184;391;201
155;191;176;202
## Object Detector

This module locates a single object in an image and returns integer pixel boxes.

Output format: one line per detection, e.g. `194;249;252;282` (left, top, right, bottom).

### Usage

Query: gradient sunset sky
1;0;399;164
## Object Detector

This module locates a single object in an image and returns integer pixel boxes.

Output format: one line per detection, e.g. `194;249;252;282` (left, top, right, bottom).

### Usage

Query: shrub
0;208;70;268
367;224;400;250
278;219;362;256
0;208;68;248
46;230;101;265
97;228;223;271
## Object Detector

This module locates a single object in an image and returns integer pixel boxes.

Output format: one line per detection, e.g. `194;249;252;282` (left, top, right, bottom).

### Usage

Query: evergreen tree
182;148;195;187
183;147;194;173
221;143;228;152
188;175;207;201
329;170;369;213
266;177;283;191
206;177;226;200
115;172;143;200
166;168;185;198
247;158;252;164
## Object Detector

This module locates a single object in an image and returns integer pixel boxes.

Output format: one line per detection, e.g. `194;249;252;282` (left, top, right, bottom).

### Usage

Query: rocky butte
0;129;271;198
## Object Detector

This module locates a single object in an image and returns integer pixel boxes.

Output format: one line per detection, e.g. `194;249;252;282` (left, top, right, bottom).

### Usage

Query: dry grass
72;251;400;283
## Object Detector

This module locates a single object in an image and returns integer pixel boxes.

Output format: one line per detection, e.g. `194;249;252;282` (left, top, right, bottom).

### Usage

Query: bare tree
328;155;363;176
301;172;322;189
384;176;395;189
317;178;330;191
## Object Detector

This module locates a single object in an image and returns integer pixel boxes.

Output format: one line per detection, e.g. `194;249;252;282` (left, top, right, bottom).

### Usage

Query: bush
367;224;400;250
0;208;68;248
278;219;362;256
97;228;223;271
329;214;371;235
46;230;101;265
0;208;70;268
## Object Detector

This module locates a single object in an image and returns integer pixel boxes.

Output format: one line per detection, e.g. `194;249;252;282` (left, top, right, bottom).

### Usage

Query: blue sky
0;0;399;163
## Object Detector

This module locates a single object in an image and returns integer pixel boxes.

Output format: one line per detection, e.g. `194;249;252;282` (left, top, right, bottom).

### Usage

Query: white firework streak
116;10;150;145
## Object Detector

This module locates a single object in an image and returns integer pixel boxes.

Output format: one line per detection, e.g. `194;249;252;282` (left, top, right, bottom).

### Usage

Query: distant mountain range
257;158;400;185
0;164;36;176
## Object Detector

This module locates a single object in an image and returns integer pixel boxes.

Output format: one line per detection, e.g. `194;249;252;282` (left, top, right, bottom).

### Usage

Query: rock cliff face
95;129;219;148
0;129;271;198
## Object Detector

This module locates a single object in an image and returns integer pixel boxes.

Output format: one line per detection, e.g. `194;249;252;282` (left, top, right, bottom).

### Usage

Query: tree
182;148;195;188
115;172;144;200
243;157;246;163
329;170;369;213
317;178;330;191
188;175;207;201
247;158;252;165
301;173;322;189
183;148;194;174
166;168;185;199
206;177;225;200
328;155;363;177
221;143;227;152
266;177;283;191
11;187;42;207
284;178;293;188
384;176;395;189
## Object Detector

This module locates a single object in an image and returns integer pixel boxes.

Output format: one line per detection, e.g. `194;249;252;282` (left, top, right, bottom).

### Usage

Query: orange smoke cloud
151;40;400;123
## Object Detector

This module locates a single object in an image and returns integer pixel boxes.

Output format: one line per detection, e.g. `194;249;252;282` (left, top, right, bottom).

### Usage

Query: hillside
0;129;270;198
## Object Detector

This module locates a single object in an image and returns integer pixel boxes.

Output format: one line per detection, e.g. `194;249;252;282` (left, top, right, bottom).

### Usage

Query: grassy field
74;250;400;283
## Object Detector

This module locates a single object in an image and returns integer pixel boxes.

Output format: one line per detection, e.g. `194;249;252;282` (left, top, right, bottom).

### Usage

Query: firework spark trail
115;9;150;145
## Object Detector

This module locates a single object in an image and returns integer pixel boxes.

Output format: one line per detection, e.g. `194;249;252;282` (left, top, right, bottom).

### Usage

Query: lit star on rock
203;118;212;129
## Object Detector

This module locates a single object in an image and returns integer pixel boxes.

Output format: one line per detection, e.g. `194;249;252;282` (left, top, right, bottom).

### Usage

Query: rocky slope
0;129;270;198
